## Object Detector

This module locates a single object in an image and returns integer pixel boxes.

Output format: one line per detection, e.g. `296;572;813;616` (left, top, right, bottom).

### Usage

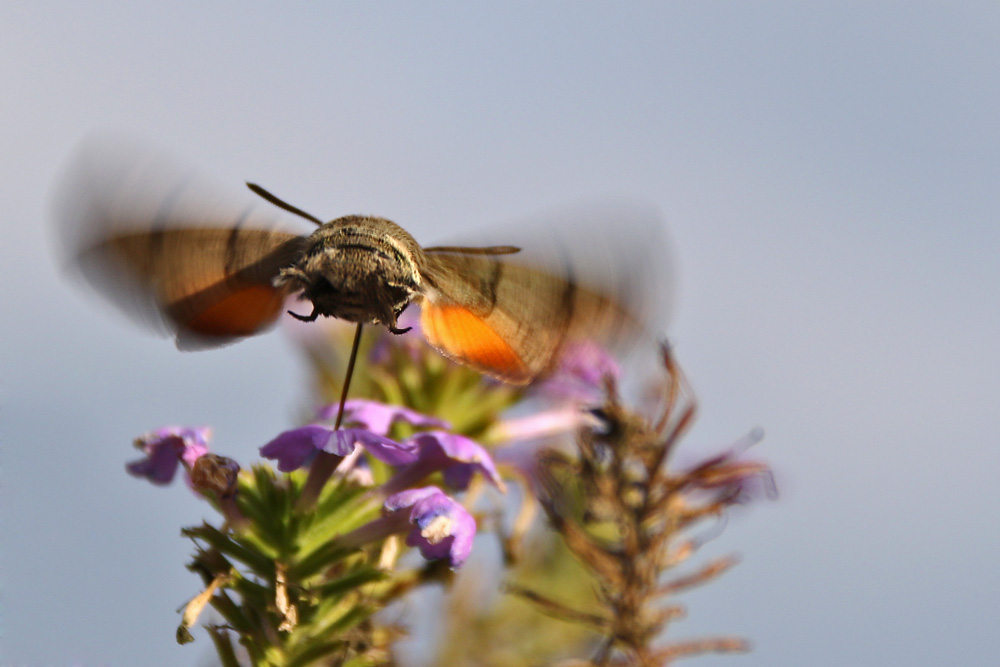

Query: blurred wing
419;202;673;384
78;228;306;348
53;136;309;349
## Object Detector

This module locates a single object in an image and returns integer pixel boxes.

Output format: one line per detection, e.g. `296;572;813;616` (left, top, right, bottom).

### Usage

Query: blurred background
2;3;998;665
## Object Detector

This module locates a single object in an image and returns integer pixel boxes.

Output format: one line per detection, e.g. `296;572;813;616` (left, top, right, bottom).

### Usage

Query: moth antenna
246;182;324;226
423;245;521;256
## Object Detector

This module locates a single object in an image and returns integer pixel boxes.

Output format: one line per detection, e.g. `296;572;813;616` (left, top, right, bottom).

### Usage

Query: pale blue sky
2;3;998;665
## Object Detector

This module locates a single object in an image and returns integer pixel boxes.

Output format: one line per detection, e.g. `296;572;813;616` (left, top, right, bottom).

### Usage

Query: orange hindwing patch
184;284;286;337
420;303;529;383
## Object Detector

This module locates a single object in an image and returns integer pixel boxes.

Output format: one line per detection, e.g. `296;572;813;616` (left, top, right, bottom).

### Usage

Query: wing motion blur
52;137;672;382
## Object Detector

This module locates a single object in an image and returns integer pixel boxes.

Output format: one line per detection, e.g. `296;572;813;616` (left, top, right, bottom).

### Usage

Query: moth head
275;215;425;333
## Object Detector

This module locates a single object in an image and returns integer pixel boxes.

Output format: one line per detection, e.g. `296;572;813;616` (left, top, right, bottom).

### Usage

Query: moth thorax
276;215;424;330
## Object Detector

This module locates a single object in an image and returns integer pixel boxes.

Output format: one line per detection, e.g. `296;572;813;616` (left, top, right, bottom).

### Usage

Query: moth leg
287;306;319;322
383;303;411;335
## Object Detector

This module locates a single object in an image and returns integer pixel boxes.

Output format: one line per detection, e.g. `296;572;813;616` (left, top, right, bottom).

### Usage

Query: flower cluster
125;321;772;666
129;397;501;569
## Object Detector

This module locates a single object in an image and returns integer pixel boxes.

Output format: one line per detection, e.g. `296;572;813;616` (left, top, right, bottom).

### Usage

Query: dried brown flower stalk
513;346;773;666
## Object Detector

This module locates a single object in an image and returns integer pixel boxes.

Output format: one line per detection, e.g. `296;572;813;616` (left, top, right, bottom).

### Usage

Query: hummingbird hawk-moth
53;138;670;385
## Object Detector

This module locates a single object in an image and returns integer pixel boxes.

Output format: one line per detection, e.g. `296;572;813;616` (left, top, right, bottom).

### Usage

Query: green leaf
205;625;242;667
313;568;386;599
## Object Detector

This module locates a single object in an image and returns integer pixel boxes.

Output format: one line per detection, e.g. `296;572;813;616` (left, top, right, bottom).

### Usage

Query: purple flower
384;487;477;569
336;486;478;569
342;456;375;487
127;426;210;485
538;340;620;402
493;405;599;445
383;431;505;494
316;399;449;436
260;425;417;472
